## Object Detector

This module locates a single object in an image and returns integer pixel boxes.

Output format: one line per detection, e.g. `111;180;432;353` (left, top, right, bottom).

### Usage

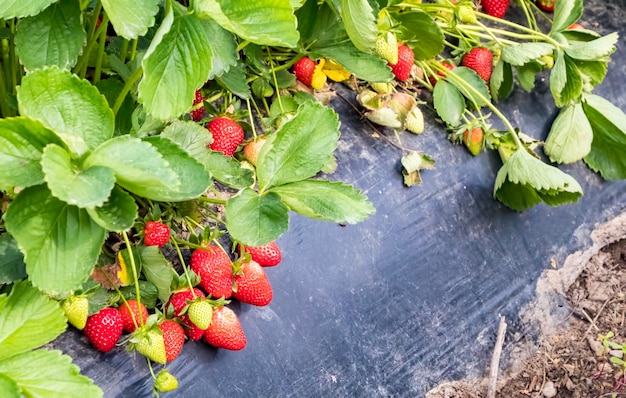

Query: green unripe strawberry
405;106;425;135
133;327;167;364
188;300;213;330
457;4;477;24
370;82;394;94
375;32;398;65
62;295;89;330
154;370;178;393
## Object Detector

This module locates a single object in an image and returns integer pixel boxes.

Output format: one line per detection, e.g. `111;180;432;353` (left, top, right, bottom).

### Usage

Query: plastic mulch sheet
51;1;626;396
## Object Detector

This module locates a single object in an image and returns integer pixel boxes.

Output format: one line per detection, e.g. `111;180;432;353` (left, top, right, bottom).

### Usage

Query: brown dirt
427;214;626;398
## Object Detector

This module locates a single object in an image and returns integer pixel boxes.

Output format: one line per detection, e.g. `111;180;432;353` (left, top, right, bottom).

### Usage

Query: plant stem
475;11;562;47
173;237;206;250
266;46;284;114
120;39;129;64
122;231;144;326
112;66;143;115
93;13;109;84
195;196;227;205
172;239;197;298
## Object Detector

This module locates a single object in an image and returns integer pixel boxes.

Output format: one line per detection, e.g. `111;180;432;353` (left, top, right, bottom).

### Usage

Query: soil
427;214;626;398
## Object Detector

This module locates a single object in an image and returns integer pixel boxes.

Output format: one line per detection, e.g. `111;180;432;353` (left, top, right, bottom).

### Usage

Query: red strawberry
159;320;185;362
293;57;316;87
389;45;414;81
480;0;509;18
144;221;170;247
190;246;233;299
165;288;206;340
190;89;204;121
462;48;494;82
233;261;273;306
208;117;244;157
537;0;555;12
242;241;282;267
84;307;123;352
204;306;246;350
463;127;484;156
243;136;267;166
429;61;456;86
119;299;149;333
567;23;583;30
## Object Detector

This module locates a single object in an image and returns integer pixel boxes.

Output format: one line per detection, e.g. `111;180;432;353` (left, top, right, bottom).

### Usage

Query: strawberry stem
93;12;109;84
474;11;562;48
195;196;227;205
122;231;144;326
246;99;258;140
172;237;206;250
171;239;197;299
266;46;285;114
112;66;143;116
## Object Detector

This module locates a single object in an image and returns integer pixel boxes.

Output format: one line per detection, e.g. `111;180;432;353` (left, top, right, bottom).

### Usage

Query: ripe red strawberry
429;61;455;86
480;0;509;18
389;45;414;81
144;221;170;247
165;288;206;340
119;299;149;333
190;89;204;121
293;57;316;87
84;307;123;353
462;48;494;82
463;127;484;156
567;23;583;30
159;320;185;362
190;246;233;299
537;0;555;12
208;117;244;157
242;241;282;267
233;260;273;306
203;306;246;350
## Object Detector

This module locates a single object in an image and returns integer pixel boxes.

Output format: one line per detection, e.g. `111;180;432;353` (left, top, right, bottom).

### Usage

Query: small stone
610;349;624;359
542;381;557;398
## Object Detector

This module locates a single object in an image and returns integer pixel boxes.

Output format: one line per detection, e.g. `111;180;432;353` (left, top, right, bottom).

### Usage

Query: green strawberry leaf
95;78;134;136
490;59;514;102
501;43;554;66
0;234;26;284
204;18;239;79
270;180;375;223
516;61;543;92
203;152;255;189
0;281;67;361
161;120;213;157
17;67;115;157
564;32;618;61
560;28;601;43
550;0;583;33
225;188;289;246
3;185;106;294
215;62;252;99
448;67;491;107
582;93;626;180
550;50;583;107
0;373;19;398
138;3;214;120
0;0;56;18
138;246;172;305
193;0;299;48
41;144;115;208
119;281;159;310
86;186;138;232
574;59;607;87
392;10;444;61
84;135;180;200
494;148;583;211
0;117;65;189
310;43;393;82
334;0;377;53
14;0;84;70
433;80;465;127
0;349;103;398
257;100;340;191
544;103;593;164
101;0;159;40
142;136;211;201
297;1;345;49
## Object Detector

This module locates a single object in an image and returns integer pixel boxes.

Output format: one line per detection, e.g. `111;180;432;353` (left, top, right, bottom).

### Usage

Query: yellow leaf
117;251;132;286
311;62;328;90
322;59;351;82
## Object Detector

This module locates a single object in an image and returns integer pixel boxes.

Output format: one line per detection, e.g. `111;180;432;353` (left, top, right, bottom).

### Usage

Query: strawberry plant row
0;0;624;396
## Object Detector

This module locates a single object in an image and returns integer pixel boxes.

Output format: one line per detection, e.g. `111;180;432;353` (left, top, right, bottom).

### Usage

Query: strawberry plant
0;0;624;395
